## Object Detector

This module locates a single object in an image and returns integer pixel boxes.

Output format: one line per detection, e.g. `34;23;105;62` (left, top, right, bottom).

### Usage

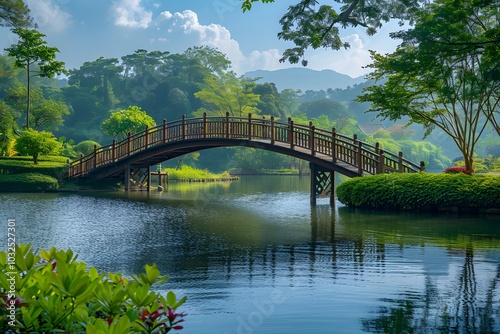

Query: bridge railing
68;113;425;178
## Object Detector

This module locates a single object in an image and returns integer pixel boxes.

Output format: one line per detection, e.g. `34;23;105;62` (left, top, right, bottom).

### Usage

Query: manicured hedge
0;173;59;192
0;156;68;182
336;173;500;212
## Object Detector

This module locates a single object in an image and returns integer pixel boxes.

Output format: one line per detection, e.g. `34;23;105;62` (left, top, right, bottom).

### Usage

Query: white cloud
26;0;72;33
156;10;291;74
306;34;373;78
113;0;153;28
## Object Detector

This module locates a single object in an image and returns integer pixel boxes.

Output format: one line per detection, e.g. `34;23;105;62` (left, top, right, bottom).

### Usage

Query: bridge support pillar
310;163;335;206
124;165;151;191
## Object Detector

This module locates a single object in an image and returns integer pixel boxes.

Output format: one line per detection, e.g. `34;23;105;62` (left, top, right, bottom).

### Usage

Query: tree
101;106;156;140
194;73;261;117
279;88;302;117
0;0;31;27
184;45;231;76
242;0;427;66
6;86;69;131
4;28;66;129
357;0;500;173
14;129;62;164
0;101;16;156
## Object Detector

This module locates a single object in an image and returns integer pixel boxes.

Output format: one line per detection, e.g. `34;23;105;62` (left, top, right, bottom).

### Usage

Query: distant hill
244;68;367;92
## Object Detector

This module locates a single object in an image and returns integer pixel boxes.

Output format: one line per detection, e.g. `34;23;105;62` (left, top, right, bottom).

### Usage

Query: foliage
365;129;452;170
0;0;31;27
0;155;68;182
336;173;500;211
241;0;425;66
357;0;500;174
298;98;350;120
101;106;156;140
4;28;66;129
6;86;70;131
194;73;261;117
0;244;186;333
163;165;231;181
0;172;58;192
14;129;62;164
0;101;16;156
75;140;101;156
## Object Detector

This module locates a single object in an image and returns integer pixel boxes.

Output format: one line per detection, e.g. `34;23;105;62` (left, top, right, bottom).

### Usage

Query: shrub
0;157;68;183
75;140;101;156
0;244;186;333
444;166;474;174
0;173;58;192
336;173;500;211
14;129;62;164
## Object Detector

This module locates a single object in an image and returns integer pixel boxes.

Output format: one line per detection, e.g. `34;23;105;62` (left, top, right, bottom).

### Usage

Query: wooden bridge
68;113;425;203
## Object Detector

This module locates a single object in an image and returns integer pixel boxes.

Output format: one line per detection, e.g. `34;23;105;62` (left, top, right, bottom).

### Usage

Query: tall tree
4;28;66;129
184;45;232;76
357;0;500;173
0;0;31;27
194;73;261;117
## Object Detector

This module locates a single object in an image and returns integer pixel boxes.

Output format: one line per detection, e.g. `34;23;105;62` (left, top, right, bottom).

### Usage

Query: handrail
68;113;425;179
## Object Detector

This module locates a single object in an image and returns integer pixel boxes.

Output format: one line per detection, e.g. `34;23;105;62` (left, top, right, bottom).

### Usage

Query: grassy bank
163;165;237;181
0;156;68;192
336;173;500;212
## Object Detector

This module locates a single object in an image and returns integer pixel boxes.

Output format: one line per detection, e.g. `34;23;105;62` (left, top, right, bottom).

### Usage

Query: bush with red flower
0;244;186;333
444;166;474;174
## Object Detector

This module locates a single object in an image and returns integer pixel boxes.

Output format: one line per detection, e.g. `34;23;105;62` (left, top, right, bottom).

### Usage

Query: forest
0;44;496;173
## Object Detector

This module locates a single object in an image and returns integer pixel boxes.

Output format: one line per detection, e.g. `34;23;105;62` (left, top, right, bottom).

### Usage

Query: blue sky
0;0;402;78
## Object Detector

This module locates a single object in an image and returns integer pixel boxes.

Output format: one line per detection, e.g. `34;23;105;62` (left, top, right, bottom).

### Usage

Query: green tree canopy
357;0;500;173
14;129;62;164
242;0;427;66
101;106;156;140
4;28;66;129
0;0;31;27
194;73;261;117
6;86;69;131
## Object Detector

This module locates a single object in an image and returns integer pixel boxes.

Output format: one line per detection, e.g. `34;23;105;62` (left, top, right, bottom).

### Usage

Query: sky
0;0;402;79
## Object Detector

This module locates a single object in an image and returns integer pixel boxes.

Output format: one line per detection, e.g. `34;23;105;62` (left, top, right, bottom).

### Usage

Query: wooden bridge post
420;161;426;172
357;141;363;175
378;149;385;174
309;122;316;156
398;151;404;172
203;113;207;138
182;115;186;140
271;116;275;144
225;112;230;138
127;132;131;156
289;118;295;149
248;113;252;140
145;126;149;149
163;119;167;143
332;127;337;163
310;163;335;206
93;145;97;169
112;140;116;162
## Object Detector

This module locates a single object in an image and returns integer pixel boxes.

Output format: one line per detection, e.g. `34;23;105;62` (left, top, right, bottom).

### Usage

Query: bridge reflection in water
68;113;425;203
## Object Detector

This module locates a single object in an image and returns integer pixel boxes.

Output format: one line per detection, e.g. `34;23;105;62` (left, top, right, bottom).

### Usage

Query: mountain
244;68;367;92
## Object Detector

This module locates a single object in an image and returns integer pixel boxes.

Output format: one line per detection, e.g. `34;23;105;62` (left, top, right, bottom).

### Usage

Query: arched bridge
68;113;425;203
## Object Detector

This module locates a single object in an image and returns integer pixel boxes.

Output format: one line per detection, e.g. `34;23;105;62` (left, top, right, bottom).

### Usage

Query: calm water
1;176;500;334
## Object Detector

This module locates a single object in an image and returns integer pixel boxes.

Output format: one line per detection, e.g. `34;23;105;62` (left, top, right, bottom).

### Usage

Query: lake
1;175;499;333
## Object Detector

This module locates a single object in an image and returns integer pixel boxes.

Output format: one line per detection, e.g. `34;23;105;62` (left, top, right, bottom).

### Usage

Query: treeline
0;46;460;172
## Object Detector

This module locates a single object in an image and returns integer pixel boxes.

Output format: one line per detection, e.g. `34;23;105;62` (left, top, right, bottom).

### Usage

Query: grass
0;155;69;192
163;165;233;181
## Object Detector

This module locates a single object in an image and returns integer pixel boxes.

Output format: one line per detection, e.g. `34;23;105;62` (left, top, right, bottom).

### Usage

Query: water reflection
0;177;499;333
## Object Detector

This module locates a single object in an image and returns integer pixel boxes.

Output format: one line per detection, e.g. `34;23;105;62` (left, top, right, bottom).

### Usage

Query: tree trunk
33;153;38;164
26;62;30;130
